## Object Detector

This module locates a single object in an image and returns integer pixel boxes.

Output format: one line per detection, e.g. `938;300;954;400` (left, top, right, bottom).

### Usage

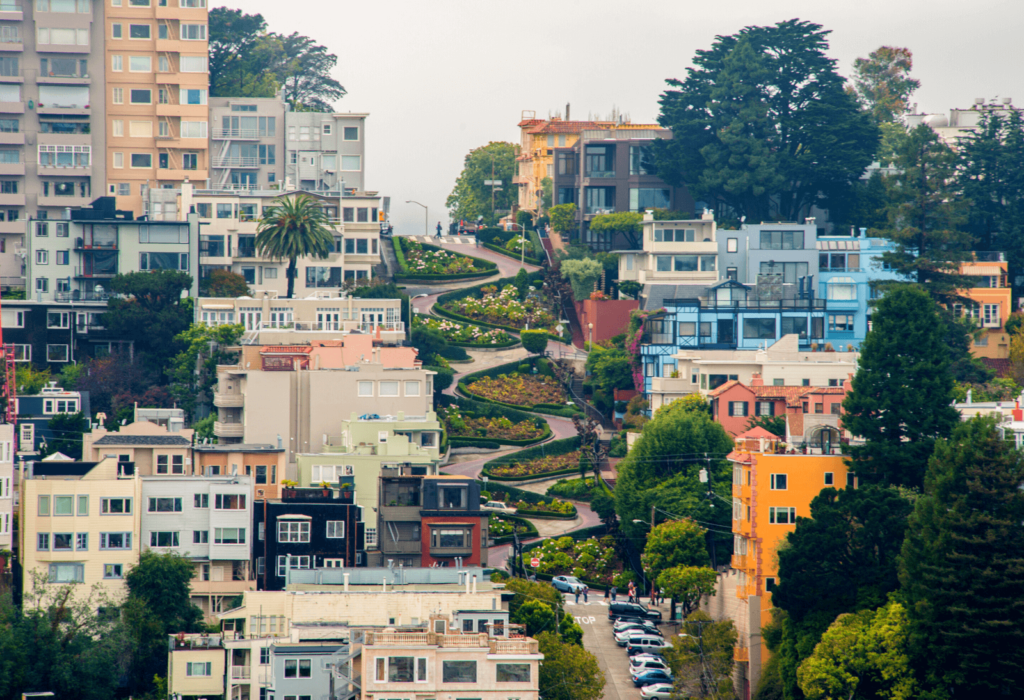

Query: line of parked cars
607;602;675;698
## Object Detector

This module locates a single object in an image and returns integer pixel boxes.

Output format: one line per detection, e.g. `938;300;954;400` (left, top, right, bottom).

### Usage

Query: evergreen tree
843;286;959;488
899;416;1024;698
876;124;974;302
849;46;921;124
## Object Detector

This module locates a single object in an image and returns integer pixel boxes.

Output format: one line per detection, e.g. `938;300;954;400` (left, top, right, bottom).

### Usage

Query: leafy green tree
586;345;633;393
745;414;786;436
446;142;517;225
124;552;203;695
428;365;454;398
899;416;1024;698
589;212;643;248
875;125;973;301
618;280;641;299
548;203;577;233
614;402;733;554
43;411;87;459
411;325;448;365
102;270;193;375
663;611;738;699
796;601;917;700
843;285;959;488
535;631;605;700
560;258;603;301
642;520;710;602
656;566;717;617
167;323;245;421
14;364;50;394
200;269;250;297
520;330;548;355
277;32;347;111
256;194;333;298
651;19;879;221
504;578;581;645
540;176;553;210
849;46;921;124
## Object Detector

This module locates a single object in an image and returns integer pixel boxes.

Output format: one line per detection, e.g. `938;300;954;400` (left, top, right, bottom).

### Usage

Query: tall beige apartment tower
105;0;208;214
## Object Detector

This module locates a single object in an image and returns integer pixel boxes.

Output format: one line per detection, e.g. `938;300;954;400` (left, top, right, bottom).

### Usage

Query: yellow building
20;456;141;603
958;253;1012;359
106;0;210;214
706;429;852;699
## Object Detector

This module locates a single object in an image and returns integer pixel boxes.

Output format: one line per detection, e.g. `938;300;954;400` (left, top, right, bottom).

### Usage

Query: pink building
575;298;639;345
708;373;850;439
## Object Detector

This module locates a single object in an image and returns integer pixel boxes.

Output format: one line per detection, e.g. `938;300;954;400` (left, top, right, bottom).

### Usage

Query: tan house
194;443;289;501
617;212;719;287
82;420;194;476
21;456;141;602
213;337;434;462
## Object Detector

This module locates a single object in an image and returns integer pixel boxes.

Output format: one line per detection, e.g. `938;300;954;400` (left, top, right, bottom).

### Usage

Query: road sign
530;557;540;568
556;325;564;334
484;180;503;186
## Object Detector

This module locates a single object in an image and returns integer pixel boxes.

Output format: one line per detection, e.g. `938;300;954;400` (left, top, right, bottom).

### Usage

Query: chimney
472;575;477;594
750;373;764;387
565;102;570;120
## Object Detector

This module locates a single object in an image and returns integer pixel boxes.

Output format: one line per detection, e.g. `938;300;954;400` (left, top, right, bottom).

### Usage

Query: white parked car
629;657;670;676
640;683;675;699
482;501;518;515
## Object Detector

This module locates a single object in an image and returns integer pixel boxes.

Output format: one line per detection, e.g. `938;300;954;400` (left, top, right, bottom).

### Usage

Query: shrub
521;329;549;355
547;478;596;501
429;365;454;396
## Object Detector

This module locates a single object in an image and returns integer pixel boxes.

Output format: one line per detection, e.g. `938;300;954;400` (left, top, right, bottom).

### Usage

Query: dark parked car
632;669;675;687
608;601;662;623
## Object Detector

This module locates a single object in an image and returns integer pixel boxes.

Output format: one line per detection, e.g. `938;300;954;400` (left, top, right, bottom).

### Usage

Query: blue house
816;231;901;350
639;280;827;393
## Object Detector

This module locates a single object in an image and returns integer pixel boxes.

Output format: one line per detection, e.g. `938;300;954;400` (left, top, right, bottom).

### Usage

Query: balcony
649;377;689;395
973;251;1006;263
735;518;751;538
214;421;244;438
230;666;251;680
0;131;22;145
213;393;243;408
0;3;22;21
586;170;616;178
214;129;260;140
734;646;750;663
381;539;422;554
74;237;116;251
38;164;91;177
0;193;24;206
701;297;826;311
380;504;422;522
730;553;750;571
39;194;91;208
169;633;226;651
0;102;23;114
156;102;206;118
74;266;117;279
160;168;208;181
214;157;259;169
0;220;22;234
0;162;23;176
36;104;90;116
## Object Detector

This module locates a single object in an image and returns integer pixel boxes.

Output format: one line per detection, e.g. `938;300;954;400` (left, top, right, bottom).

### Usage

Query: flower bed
414;315;517;348
464;372;567;407
490;514;539;544
481;437;583;480
440;283;557;332
393;238;496;282
438;403;548;444
546;478;597;502
531;535;626;585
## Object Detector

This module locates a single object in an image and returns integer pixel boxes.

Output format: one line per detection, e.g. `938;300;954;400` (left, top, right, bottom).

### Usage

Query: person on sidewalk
436;222;443;238
610;586;618;602
604;587;610;602
574;587;580;604
583;585;589;603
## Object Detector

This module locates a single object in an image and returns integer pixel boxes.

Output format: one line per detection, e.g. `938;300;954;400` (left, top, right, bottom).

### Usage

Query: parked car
481;501;518;515
629;656;671;676
626;635;673;656
608;601;662;623
613;620;659;636
615;627;663;646
640;682;675;699
632;669;675;687
551;575;586;593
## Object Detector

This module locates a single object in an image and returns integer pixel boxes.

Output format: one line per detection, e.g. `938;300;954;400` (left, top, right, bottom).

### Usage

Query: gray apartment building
285;112;366;194
717;222;820;288
208;94;285;192
551;125;693;250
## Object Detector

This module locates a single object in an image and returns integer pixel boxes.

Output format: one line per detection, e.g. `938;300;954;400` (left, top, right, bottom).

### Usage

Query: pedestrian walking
604;586;610;601
610;586;618;602
583;585;589;603
436;222;443;238
574;587;580;604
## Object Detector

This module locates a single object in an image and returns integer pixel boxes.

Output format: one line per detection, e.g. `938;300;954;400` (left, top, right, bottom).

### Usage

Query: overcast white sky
235;0;1023;233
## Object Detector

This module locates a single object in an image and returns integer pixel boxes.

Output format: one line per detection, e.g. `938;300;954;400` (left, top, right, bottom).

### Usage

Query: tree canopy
651;19;879;222
849;46;921;124
200;269;250;298
535;631;606;700
549;203;577;233
167;323;245;421
663;611;738;699
842;285;959;488
256;194;333;298
446;142;517;225
102;270;193;376
560;258;603;301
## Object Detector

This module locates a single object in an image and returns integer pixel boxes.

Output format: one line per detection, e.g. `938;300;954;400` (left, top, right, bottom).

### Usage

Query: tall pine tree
842;285;959;488
899;416;1024;698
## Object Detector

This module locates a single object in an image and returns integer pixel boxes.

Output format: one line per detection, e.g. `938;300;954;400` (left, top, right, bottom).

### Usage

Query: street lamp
508;222;530;266
588;322;593;350
406;200;428;238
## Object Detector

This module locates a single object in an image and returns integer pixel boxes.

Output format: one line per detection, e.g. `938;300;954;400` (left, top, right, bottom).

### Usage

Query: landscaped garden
414;315;516;348
530;535;634;586
546;477;597;501
481;436;583;480
465;372;566;406
438;281;559;333
436;396;551;447
394;238;496;281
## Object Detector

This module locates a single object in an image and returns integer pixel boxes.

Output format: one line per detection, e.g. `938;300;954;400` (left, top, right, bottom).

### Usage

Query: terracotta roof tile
518;118;544;128
735;426;779;440
787;413;805;438
707;380;742;397
528;120;616;134
751;386;812;399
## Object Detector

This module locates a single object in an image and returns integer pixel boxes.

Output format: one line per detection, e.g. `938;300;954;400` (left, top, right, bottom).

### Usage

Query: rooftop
193;443;284;453
364;631;538;655
93;435;191;446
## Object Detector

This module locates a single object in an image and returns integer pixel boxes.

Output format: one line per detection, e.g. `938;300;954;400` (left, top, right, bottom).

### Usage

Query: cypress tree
842;285;959;488
900;416;1024;698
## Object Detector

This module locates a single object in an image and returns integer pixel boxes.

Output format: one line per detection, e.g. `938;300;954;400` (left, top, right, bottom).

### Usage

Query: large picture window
278;520;310;543
442;661;477;683
496;664;531;682
743;318;776;340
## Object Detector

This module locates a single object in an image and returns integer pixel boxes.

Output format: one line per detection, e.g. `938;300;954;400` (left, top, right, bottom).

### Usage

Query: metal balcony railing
214;157;259;168
214;129;260;140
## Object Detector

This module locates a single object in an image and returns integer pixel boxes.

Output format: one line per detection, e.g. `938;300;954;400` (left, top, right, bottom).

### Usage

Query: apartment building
253;485;366;591
907;97;1022;148
645;334;859;412
14;382;88;453
1;293;127;368
717;222;819;288
0;424;12;549
21;455;141;601
551;126;694;248
193;443;287;500
195;291;404;346
706;431;852;698
106;0;210;214
284;112;366;193
209;94;284;191
958;252;1011;359
140;475;255;618
617;212;719;286
82;418;193;474
25;196;200;302
213;337;434;461
295;412;443;531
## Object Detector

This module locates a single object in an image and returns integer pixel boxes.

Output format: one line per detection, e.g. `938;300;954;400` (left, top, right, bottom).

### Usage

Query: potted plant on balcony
319;480;331;496
281;479;298;498
339;482;353;502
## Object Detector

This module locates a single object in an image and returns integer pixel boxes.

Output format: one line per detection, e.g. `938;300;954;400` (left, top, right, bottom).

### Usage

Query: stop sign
530;557;540;568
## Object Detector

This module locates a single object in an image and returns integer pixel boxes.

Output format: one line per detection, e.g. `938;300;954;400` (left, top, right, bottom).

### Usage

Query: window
75;532;88;550
180;23;206;40
36;250;48;265
53;495;73;515
181;120;207;138
341;155;361;171
150;531;179;547
278;520;310;543
147;497;182;512
727;237;738;253
828;314;855;332
497;664;531;683
101;497;132;514
283;659;312;679
439;486;466;509
770;474;788;490
52;532;73;550
35;278;48;294
365;527;377;548
727;401;748;417
276;555;310;577
742;318;776;340
140;252;188;271
759;261;809;285
759;230;804;250
358;381;373;397
433;529;467;548
826;276;858;301
181;88;207;105
129;55;151;72
824;472;834;486
77;495;88;515
215;494;246;510
343;126;359;140
756;401;774;417
186;662;212;677
629;188;671;212
326;521;345;538
831;402;842;416
49;563;84;583
193;530;208;544
442;661;477;683
100;532;132;549
404;381;421;397
769;507;796;524
379;381;399;397
47;345;69;362
111;54;123;72
215;528;245;544
38;532;50;551
111;22;122;39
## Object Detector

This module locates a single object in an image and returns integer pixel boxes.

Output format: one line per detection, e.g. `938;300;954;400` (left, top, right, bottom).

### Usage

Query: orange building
958;253;1012;359
706;429;853;699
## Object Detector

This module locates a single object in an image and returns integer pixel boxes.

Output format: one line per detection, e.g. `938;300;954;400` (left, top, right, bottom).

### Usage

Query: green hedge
433;271;564;338
438;345;470;361
457;357;582;417
393;238;498;282
481;436;582;480
515;509;577;520
484;483;579;519
481;241;545;267
437;395;553;447
492;514;539;544
450;439;501;450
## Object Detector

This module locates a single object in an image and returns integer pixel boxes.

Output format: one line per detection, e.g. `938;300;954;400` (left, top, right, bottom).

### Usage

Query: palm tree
256;194;334;298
